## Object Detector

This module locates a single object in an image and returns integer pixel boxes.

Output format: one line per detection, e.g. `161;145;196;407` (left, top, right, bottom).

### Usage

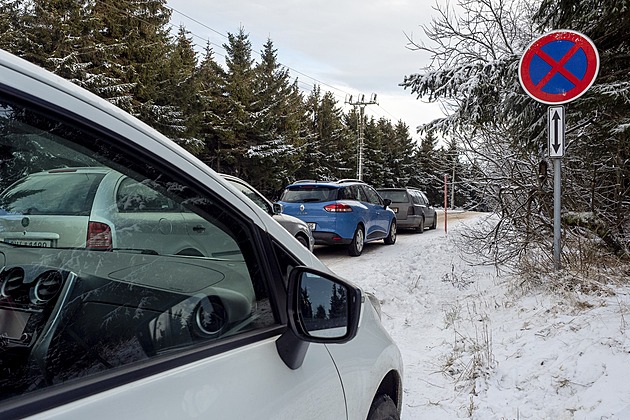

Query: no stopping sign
519;30;599;104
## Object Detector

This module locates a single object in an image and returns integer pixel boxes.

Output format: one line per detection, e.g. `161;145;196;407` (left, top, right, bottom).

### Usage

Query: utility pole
345;93;378;180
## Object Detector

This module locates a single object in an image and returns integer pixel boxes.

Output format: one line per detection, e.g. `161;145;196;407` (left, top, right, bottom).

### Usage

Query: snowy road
314;211;630;420
314;210;493;419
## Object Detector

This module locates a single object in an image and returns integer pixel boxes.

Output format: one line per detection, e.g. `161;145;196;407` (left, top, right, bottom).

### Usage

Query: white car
0;49;403;419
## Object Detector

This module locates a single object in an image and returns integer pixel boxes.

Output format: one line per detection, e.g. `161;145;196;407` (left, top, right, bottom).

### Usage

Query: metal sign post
519;29;599;271
549;106;565;270
443;174;448;234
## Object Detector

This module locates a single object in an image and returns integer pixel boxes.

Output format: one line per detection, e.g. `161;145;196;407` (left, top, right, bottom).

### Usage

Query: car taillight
87;221;112;250
407;206;414;216
324;203;353;212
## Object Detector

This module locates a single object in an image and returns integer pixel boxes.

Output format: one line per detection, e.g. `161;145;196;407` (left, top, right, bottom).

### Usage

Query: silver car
220;174;314;251
0;167;235;258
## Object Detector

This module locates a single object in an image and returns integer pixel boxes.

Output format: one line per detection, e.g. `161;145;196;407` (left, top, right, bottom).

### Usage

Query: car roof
25;167;114;176
377;187;423;192
287;179;367;187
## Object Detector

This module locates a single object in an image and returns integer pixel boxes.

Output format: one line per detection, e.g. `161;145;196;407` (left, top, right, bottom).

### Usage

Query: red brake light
324;203;353;212
407;206;414;216
87;221;112;249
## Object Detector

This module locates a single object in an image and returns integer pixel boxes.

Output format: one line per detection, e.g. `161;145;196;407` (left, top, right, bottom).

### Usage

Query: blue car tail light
324;203;353;213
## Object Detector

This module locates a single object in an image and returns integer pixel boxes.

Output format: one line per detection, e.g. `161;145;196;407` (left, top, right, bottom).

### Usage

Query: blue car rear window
281;186;338;203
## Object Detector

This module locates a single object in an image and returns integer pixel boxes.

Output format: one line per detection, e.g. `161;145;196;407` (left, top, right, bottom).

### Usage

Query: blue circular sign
519;30;599;104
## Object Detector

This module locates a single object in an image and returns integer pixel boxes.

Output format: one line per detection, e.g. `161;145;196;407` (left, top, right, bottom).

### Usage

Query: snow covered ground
314;212;630;420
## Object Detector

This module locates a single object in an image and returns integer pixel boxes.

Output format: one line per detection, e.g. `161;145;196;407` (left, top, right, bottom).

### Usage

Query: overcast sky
166;0;446;144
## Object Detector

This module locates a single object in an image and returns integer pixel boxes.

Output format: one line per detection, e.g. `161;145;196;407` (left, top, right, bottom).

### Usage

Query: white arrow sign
548;106;565;158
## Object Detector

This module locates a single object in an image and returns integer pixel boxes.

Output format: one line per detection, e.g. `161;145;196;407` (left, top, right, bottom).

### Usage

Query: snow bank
317;212;630;419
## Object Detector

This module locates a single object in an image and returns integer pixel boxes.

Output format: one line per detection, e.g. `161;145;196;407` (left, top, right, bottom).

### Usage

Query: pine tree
19;0;95;81
247;38;302;196
92;0;176;130
222;26;256;176
197;43;229;172
412;130;443;205
294;85;326;181
163;26;202;152
317;91;354;180
362;116;386;186
534;0;630;255
391;120;417;186
0;0;24;53
328;284;347;320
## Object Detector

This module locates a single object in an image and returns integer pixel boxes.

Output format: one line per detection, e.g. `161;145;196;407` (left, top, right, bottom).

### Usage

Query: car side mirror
272;202;283;215
383;198;392;208
276;266;361;369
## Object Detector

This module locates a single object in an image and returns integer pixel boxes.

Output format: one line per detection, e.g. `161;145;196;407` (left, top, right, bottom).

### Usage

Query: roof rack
336;179;365;184
292;179;318;184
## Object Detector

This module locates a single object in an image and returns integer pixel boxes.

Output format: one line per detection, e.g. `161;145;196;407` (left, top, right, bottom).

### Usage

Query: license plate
4;239;52;247
307;223;316;231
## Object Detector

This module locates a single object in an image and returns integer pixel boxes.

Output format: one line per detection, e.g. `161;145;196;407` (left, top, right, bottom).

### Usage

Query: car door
0;81;348;420
419;191;435;225
412;190;429;222
95;173;192;255
360;185;390;239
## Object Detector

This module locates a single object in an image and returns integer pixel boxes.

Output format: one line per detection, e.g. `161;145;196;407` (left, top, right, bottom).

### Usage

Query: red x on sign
519;30;599;104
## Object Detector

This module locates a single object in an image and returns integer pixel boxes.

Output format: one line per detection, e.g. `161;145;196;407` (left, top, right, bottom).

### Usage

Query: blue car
278;180;397;256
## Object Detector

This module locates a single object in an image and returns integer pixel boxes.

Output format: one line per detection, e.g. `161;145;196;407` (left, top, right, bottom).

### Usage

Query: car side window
0;96;278;405
341;185;359;200
116;176;181;212
409;191;421;205
362;186;382;205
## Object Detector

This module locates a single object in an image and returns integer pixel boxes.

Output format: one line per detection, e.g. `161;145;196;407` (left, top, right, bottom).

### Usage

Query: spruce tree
164;26;202;152
316;91;354;180
248;38;301;196
534;0;630;254
412;130;442;205
361;117;384;186
0;0;24;53
19;0;94;81
222;27;256;176
196;43;229;172
294;85;327;181
92;0;176;131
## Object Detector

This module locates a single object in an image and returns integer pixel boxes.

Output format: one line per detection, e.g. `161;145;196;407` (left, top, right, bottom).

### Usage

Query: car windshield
280;186;338;203
0;172;104;216
378;190;408;202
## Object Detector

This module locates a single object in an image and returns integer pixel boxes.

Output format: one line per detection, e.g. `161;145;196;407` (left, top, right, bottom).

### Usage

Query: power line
166;5;410;120
105;1;409;127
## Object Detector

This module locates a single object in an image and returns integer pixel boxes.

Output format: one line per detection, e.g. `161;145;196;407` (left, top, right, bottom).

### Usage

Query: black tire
415;217;425;234
429;212;437;230
367;394;399;420
295;234;310;249
348;225;364;256
384;220;396;245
